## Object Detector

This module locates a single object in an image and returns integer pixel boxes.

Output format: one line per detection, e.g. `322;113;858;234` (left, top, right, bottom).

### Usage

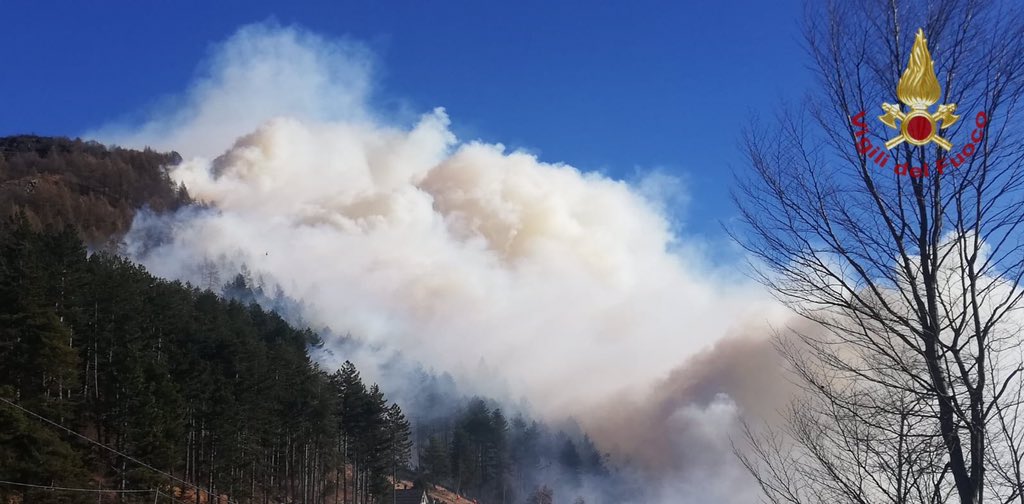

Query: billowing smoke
99;23;792;502
583;325;800;502
93;23;374;159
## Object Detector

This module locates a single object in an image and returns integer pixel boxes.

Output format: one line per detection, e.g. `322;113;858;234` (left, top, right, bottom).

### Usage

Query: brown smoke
583;318;797;475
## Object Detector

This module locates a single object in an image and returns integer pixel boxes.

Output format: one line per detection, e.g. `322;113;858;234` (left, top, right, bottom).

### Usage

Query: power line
0;480;153;493
0;481;178;504
0;396;238;504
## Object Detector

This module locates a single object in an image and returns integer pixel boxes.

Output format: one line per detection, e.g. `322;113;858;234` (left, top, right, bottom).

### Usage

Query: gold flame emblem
879;29;959;150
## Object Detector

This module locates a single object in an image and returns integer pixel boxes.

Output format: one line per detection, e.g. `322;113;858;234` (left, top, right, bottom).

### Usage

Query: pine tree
558;438;582;486
420;435;449;485
0;216;80;418
385;403;413;502
365;384;392;501
338;361;368;503
485;408;509;502
577;434;606;477
0;391;89;504
451;399;491;496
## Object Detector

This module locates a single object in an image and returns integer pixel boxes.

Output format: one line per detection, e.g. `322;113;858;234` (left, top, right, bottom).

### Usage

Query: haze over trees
733;1;1024;503
414;397;608;504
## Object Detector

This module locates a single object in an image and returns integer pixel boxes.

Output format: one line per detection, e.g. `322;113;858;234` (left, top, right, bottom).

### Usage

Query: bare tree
731;1;1024;503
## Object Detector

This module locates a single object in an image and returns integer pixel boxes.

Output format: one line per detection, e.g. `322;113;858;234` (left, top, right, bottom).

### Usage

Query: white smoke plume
93;23;374;159
99;23;791;502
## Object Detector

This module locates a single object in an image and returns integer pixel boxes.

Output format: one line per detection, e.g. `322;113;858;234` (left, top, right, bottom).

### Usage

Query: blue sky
0;0;808;238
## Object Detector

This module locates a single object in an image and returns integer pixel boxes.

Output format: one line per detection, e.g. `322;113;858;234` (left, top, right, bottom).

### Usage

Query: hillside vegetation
0;138;617;504
0;136;190;245
0;218;415;504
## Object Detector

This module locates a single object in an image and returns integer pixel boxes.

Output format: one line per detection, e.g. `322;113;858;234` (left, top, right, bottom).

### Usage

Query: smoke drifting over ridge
102;23;791;501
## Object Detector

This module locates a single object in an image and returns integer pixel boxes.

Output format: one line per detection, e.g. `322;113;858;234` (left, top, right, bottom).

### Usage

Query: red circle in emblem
906;116;933;141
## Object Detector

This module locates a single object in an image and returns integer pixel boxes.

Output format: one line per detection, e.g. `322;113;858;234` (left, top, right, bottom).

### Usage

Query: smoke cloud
93;23;374;159
581;321;807;502
100;23;792;502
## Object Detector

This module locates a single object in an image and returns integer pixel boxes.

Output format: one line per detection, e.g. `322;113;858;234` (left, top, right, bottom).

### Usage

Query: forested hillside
413;398;610;503
0;136;190;245
222;273;616;503
0;138;618;504
0;218;414;504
